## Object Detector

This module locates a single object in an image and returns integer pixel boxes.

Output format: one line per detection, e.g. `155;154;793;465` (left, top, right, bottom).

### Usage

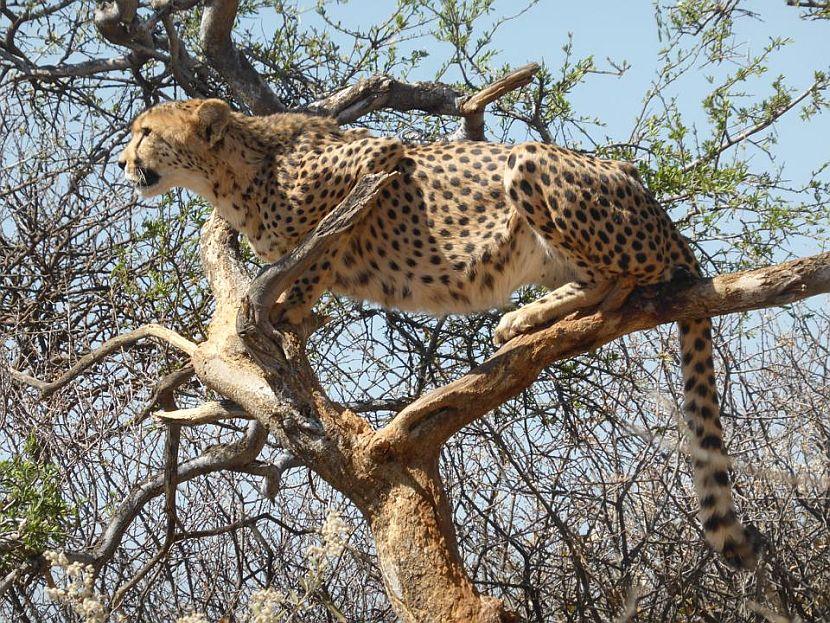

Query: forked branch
306;64;540;140
199;0;285;114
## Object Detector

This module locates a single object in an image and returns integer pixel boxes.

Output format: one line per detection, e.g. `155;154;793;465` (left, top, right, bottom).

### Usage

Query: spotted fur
119;98;762;568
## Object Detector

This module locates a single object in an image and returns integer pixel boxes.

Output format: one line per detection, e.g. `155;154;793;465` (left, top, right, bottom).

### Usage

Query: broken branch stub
459;62;540;115
459;63;539;140
304;64;540;141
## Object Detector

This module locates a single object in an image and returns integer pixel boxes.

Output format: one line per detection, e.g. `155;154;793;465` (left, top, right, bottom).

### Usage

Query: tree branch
681;78;825;174
199;0;285;114
371;252;830;456
131;364;195;426
0;49;138;80
109;420;181;610
174;511;312;540
88;419;268;568
786;0;829;8
192;213;373;473
93;0;144;47
305;64;540;140
154;400;252;425
230;452;302;500
9;324;196;399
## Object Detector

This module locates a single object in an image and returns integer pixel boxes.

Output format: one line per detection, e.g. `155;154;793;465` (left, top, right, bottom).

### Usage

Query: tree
1;1;829;621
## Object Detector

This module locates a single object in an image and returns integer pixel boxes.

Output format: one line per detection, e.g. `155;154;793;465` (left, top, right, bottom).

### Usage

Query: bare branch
193;213;373;481
459;63;540;115
682;78;825;174
786;0;829;8
199;0;285;114
9;324;196;399
305;64;541;136
174;512;312;540
0;49;138;80
373;252;830;454
307;75;464;123
131;364;195;426
93;1;144;47
109;420;181;610
154;400;252;425
88;419;268;569
231;452;302;500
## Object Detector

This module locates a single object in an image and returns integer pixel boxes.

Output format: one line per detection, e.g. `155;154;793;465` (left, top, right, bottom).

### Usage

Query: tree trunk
365;457;516;623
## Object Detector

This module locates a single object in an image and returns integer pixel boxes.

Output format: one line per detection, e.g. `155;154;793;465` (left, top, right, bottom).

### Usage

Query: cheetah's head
118;99;231;197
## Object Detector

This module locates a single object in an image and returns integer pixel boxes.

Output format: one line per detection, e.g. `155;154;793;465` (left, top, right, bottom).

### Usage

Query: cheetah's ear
194;99;230;147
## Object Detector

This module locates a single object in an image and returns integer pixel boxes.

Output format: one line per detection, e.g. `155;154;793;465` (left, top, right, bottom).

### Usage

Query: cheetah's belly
330;218;576;315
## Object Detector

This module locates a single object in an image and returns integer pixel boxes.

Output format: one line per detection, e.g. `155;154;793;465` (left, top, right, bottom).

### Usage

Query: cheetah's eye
141;127;152;137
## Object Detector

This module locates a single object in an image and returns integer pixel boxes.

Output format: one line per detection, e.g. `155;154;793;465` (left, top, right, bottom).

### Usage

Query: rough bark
190;210;519;621
305;63;540;141
372;252;830;455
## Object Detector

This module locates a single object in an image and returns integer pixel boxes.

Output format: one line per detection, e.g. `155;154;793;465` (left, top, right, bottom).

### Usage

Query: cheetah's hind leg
493;279;611;346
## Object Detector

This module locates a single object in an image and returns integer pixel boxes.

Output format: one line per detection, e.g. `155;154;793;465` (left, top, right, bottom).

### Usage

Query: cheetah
119;98;762;569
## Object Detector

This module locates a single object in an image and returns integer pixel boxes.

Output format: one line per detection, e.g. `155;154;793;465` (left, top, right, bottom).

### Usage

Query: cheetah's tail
677;317;764;569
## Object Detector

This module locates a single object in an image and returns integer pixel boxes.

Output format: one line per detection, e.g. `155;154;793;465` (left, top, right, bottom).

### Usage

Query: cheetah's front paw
493;310;537;346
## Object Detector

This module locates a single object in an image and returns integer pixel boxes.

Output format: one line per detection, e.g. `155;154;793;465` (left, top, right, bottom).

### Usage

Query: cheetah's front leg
493;280;611;346
269;255;334;330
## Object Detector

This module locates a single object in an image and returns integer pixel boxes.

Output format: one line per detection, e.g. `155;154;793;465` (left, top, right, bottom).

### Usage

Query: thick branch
458;63;539;115
193;213;373;477
93;0;144;47
9;324;196;399
372;252;830;456
306;75;464;123
199;0;285;114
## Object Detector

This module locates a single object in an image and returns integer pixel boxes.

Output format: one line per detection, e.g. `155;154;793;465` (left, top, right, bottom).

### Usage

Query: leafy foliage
0;437;72;571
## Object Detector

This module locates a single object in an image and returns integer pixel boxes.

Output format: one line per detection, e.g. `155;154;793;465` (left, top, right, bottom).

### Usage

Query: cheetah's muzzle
134;166;160;189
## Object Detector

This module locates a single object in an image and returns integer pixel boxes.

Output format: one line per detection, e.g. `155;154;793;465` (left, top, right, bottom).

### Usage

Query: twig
681;80;822;174
174;512;313;540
